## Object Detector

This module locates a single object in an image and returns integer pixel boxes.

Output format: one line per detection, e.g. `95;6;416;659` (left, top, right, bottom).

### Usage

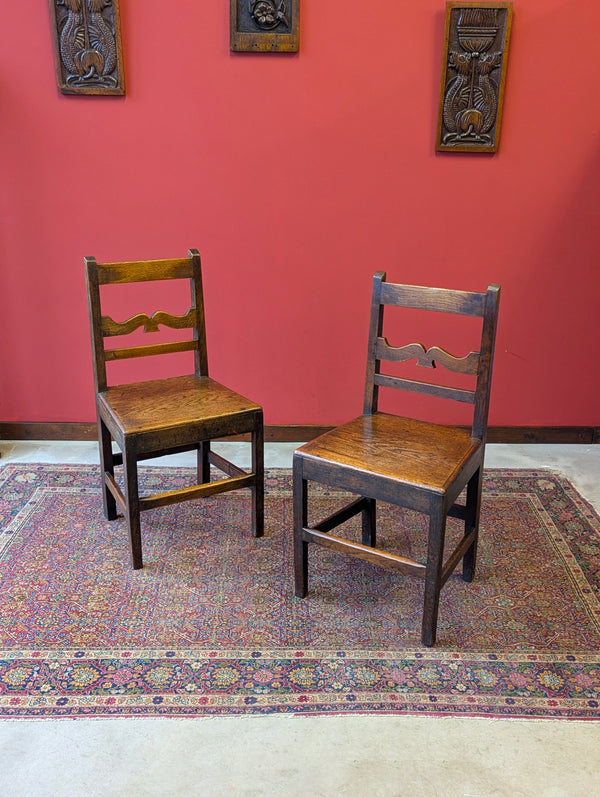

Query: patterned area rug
1;464;599;720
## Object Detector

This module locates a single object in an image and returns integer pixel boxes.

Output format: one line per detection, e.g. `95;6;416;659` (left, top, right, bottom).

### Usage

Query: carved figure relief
48;0;125;95
436;3;512;153
231;0;299;52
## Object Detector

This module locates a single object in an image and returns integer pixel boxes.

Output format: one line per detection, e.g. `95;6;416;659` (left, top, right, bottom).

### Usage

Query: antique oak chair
85;249;263;570
293;273;500;646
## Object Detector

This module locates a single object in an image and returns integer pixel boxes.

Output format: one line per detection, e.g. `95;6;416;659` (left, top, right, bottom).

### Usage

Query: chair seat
296;412;481;495
98;374;261;436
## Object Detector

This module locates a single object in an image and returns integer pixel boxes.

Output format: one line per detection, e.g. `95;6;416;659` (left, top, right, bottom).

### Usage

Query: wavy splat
375;338;480;374
101;308;197;337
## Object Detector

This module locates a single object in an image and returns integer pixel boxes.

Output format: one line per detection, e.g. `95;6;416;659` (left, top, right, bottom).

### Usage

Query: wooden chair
293;272;500;646
85;249;264;570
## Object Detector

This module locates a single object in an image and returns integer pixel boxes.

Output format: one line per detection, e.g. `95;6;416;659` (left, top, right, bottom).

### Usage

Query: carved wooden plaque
230;0;299;52
436;3;512;153
48;0;126;96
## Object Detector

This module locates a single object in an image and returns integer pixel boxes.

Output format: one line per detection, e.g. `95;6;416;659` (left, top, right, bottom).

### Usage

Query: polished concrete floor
0;441;599;797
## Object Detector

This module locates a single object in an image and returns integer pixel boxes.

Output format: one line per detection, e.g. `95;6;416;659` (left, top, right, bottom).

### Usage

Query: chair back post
187;249;209;377
363;270;387;414
84;255;107;393
472;283;501;442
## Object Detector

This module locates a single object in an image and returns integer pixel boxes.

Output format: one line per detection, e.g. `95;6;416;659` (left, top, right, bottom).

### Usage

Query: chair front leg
422;502;447;647
293;459;308;598
123;444;143;570
98;416;117;521
462;467;483;583
251;417;264;538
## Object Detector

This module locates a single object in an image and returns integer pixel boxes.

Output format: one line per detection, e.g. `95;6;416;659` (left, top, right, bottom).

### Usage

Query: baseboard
0;423;598;444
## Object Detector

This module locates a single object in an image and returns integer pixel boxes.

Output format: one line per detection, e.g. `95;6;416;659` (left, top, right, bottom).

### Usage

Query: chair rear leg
251;419;264;538
293;461;308;597
98;417;117;521
463;467;483;583
198;441;211;484
422;504;447;647
361;498;377;546
123;446;143;570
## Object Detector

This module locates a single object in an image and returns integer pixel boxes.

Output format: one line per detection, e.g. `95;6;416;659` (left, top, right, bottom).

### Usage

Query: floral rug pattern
0;464;599;719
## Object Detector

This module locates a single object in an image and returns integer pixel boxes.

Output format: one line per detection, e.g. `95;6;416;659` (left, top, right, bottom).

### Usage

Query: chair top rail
91;257;194;285
380;281;489;316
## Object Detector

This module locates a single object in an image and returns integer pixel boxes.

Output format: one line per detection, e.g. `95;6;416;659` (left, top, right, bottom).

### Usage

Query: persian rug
0;464;599;720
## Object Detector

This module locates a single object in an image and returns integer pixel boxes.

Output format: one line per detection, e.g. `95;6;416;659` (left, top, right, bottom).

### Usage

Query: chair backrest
364;272;501;441
85;248;207;392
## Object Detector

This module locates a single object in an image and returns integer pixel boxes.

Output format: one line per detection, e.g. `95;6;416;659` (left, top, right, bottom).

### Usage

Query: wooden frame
230;0;299;52
48;0;126;96
436;2;512;153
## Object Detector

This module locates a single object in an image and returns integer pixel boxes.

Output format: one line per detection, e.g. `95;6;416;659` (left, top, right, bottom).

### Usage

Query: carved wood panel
230;0;300;52
436;2;512;153
48;0;125;96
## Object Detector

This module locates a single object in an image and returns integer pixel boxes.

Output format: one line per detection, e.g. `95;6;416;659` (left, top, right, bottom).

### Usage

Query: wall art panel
230;0;299;52
48;0;125;96
436;2;512;153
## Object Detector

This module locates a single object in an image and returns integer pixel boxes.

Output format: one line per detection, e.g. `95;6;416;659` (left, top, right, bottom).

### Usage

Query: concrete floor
0;441;599;797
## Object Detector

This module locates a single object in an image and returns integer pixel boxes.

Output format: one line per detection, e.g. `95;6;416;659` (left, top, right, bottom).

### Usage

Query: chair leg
422;503;447;647
293;461;308;598
463;467;483;583
198;441;211;484
123;446;143;570
251;419;264;538
361;498;377;546
98;417;117;521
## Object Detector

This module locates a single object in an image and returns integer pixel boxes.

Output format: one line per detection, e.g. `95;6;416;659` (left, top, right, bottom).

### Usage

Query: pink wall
1;1;599;427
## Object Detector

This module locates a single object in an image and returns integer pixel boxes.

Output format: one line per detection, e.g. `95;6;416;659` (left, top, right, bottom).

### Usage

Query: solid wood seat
99;375;261;440
299;414;481;497
85;249;264;570
293;273;500;646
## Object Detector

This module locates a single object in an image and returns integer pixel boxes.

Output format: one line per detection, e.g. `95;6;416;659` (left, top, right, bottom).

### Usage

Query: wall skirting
0;423;598;444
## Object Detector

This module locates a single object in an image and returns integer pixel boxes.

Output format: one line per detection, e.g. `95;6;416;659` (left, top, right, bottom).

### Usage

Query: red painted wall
1;1;599;427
